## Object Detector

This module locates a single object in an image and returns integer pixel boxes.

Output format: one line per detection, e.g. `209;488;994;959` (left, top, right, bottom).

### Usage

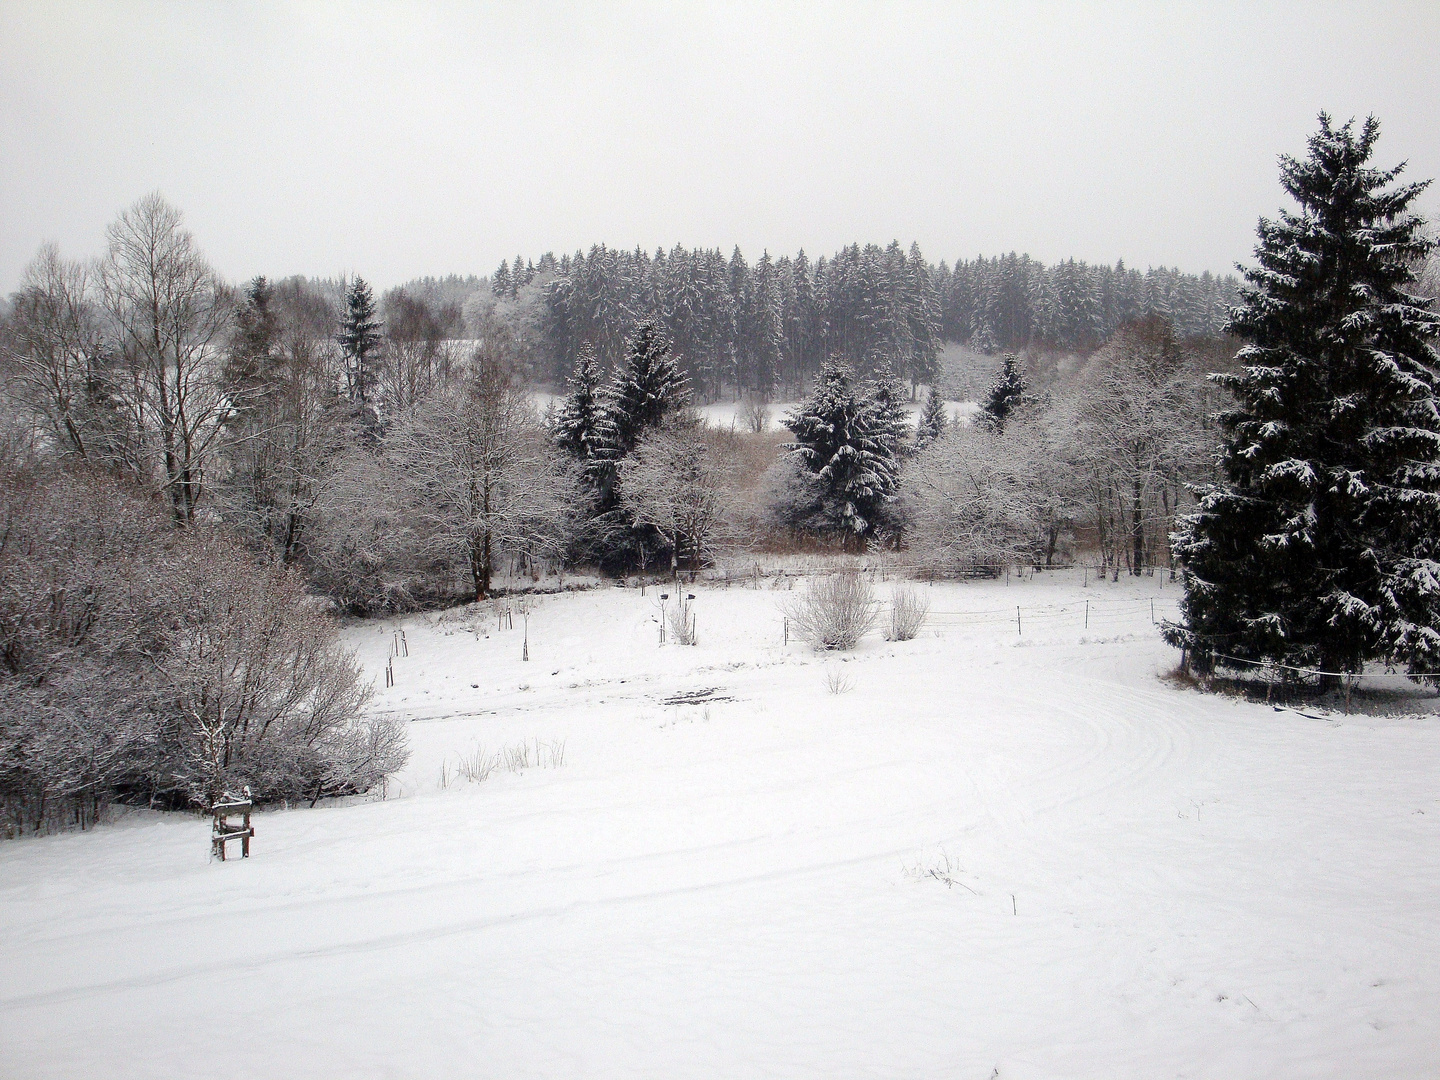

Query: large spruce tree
782;360;899;547
553;341;608;461
605;319;689;455
338;277;383;406
1167;115;1440;686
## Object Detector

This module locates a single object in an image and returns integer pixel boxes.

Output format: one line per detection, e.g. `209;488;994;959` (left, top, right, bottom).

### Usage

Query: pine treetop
606;320;690;454
338;277;383;359
554;342;608;459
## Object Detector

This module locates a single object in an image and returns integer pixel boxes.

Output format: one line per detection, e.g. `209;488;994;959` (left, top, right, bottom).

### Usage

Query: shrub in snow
886;586;930;641
0;465;405;834
441;738;567;789
784;570;878;650
667;593;698;645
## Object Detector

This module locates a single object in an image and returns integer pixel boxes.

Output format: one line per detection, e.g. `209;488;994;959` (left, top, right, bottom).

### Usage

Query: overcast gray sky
2;1;1437;294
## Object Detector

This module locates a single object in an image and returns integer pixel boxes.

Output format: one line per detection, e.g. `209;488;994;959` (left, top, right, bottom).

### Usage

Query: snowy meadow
3;568;1438;1079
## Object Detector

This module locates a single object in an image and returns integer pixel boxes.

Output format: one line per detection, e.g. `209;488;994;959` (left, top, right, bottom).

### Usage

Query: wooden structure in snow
211;788;254;861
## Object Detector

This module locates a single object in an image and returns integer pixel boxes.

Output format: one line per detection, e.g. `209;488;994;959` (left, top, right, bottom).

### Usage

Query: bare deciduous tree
1055;316;1217;575
1;463;399;833
155;533;394;807
619;419;737;578
0;245;132;467
99;193;233;523
217;277;348;563
905;420;1048;572
381;288;461;411
390;357;570;600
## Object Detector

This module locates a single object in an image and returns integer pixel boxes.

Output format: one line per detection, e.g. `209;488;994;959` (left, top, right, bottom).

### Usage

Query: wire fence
771;593;1183;645
701;558;1177;591
900;595;1181;635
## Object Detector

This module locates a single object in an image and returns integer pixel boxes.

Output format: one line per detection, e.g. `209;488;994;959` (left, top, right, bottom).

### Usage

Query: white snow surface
3;570;1439;1079
530;390;977;433
696;398;978;433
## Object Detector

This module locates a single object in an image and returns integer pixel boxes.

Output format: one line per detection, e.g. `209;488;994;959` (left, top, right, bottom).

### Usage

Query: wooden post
1016;606;1022;636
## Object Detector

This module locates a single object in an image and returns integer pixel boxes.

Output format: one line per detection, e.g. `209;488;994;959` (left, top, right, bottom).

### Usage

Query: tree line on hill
478;241;1239;397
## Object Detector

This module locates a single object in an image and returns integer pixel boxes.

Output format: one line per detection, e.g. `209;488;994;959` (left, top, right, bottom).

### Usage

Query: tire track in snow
0;845;917;1013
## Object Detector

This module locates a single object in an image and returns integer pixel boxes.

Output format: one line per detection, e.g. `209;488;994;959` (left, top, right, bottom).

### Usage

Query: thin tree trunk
1131;475;1144;575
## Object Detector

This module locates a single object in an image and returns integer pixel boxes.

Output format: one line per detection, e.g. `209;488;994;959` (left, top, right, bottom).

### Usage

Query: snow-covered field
695;397;979;433
531;390;979;433
4;570;1440;1079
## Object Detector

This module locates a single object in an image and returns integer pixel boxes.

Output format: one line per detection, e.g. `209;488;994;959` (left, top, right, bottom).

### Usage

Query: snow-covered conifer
981;354;1028;432
605;319;690;454
338;277;383;406
553;342;608;461
782;359;898;547
1167;115;1440;685
867;361;912;460
916;385;949;448
491;259;511;297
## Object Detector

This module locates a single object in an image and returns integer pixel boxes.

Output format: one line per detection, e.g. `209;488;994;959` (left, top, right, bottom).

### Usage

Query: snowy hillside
2;570;1438;1078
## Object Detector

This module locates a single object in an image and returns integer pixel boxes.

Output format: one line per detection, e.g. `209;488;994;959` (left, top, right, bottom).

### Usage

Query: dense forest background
357;243;1241;400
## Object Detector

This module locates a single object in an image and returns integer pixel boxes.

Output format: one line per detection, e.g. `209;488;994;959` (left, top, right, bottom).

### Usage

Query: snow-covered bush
0;465;405;834
903;421;1046;573
886;585;930;641
667;593;698;645
783;570;879;650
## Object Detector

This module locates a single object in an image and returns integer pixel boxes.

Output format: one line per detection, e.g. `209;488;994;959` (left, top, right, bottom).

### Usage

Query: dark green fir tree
981;354;1028;433
337;276;383;406
782;359;899;548
605;319;689;455
553;341;608;461
1166;115;1440;687
915;384;949;448
867;360;913;460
